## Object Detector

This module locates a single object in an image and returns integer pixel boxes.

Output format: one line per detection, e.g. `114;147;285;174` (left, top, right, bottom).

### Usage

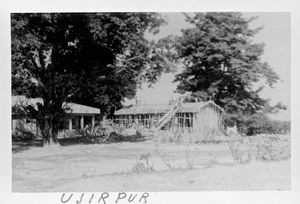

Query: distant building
11;95;100;138
114;97;226;140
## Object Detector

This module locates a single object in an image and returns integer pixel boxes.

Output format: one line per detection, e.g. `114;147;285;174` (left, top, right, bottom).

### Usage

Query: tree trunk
42;119;60;147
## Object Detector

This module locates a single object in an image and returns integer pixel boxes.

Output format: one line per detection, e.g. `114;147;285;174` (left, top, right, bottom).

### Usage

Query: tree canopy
172;12;285;134
11;13;169;144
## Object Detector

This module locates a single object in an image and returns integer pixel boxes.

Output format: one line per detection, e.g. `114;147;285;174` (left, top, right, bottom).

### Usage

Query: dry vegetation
12;122;291;192
228;134;291;163
12;134;290;192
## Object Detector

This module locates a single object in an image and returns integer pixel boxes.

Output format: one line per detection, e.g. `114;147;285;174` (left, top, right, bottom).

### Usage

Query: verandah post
68;118;72;130
92;115;95;128
80;115;84;129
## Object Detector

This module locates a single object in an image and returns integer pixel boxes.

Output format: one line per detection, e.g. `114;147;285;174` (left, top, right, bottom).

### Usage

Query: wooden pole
176;114;179;132
189;113;192;133
80;115;84;129
92;115;95;128
183;113;186;132
69;118;72;130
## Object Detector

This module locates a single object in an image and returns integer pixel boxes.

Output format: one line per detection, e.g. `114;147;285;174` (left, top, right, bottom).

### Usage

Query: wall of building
114;105;224;141
12;114;98;139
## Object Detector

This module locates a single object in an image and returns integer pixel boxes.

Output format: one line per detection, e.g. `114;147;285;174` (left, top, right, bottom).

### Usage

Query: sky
125;12;290;121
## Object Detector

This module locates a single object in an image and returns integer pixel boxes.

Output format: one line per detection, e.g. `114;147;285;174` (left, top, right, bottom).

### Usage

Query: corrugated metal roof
12;95;100;114
114;101;223;115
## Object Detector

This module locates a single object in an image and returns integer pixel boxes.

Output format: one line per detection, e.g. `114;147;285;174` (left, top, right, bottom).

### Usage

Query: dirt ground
12;140;290;192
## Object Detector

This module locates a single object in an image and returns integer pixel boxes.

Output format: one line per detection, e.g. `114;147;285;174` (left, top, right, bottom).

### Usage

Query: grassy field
12;138;290;192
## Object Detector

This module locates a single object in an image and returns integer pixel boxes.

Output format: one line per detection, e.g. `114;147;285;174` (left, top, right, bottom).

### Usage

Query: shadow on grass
59;132;146;146
12;133;146;153
59;136;107;146
12;140;43;153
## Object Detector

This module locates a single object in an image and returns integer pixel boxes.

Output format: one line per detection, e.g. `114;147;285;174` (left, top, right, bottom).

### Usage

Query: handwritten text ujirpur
60;192;150;204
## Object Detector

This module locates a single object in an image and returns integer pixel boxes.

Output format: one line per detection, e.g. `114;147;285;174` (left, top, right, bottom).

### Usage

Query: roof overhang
12;95;100;115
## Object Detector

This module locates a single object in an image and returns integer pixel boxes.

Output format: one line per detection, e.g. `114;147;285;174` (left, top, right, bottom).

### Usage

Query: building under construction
114;95;226;141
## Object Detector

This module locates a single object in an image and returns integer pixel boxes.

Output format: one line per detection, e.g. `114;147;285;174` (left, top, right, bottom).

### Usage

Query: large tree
11;13;169;145
173;12;285;134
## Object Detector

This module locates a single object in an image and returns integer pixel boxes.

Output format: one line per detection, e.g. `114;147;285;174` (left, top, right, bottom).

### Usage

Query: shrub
229;138;256;163
228;134;291;163
131;153;154;173
255;134;291;161
12;129;36;142
236;114;291;136
106;130;145;143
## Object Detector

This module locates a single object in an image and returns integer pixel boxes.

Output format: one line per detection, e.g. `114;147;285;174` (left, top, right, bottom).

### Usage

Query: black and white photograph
10;11;291;192
1;0;300;203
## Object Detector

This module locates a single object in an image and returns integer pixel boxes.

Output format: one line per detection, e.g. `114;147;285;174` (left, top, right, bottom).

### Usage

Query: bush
235;114;291;136
229;138;256;163
106;130;145;143
229;134;291;163
255;134;291;161
12;129;36;142
131;153;154;173
58;129;145;145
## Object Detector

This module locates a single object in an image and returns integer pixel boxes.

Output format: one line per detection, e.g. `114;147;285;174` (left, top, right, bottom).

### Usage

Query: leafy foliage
171;12;286;133
11;13;168;145
240;114;290;135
